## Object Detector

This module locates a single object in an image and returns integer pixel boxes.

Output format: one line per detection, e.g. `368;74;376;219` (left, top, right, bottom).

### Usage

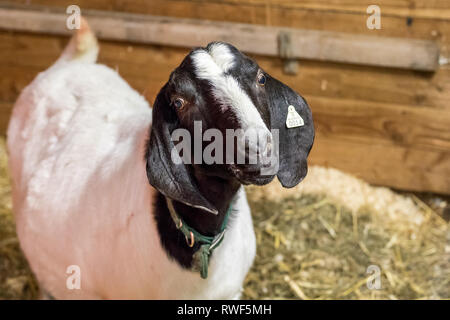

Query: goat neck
153;171;241;269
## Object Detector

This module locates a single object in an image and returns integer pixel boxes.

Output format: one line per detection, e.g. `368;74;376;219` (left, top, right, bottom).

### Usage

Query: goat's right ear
146;85;218;215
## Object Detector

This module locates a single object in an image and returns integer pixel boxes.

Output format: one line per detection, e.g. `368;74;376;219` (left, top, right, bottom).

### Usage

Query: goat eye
173;98;185;109
257;73;266;86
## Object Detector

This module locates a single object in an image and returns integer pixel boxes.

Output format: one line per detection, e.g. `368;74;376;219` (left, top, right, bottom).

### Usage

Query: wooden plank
0;3;440;71
2;31;449;111
306;95;450;151
8;0;450;44
310;136;450;194
10;0;450;20
190;0;450;20
255;56;450;111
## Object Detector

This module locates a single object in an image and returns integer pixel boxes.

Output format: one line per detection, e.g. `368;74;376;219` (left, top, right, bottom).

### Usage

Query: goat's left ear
146;84;218;215
266;76;315;188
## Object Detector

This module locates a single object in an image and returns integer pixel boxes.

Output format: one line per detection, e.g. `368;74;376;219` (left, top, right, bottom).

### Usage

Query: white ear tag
286;105;304;128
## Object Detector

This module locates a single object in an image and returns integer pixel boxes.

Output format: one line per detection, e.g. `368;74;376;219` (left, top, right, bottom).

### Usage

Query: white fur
7;32;256;299
192;44;269;132
208;43;235;72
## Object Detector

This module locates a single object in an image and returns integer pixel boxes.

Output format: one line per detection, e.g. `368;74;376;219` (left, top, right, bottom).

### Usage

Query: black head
146;42;314;214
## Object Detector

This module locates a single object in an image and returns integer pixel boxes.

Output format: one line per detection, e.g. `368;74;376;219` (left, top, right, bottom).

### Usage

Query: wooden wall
1;0;450;194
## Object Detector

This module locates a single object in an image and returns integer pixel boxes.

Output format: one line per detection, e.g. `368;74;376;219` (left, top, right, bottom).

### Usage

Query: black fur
266;76;315;187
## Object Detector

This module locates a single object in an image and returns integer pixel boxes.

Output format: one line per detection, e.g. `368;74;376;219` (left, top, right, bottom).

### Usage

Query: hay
0;136;448;299
0;138;38;299
243;174;449;299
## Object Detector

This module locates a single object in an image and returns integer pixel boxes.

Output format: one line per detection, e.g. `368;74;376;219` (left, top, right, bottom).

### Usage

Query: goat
7;20;314;299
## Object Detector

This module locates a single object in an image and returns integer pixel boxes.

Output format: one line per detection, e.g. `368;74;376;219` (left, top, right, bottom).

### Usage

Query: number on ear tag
286;105;304;128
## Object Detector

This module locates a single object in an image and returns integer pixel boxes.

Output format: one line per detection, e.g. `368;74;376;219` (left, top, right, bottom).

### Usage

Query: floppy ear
146;84;218;215
265;76;315;188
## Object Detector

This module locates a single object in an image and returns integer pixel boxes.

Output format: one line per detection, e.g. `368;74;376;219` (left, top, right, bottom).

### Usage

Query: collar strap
165;197;233;279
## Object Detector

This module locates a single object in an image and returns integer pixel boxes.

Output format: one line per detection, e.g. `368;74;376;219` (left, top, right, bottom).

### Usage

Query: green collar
165;197;233;279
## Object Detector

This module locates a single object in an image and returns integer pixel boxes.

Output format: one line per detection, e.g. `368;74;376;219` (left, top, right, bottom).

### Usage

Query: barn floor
0;137;448;300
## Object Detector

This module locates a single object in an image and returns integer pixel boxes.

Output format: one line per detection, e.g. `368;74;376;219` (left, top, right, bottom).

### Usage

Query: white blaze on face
191;43;269;132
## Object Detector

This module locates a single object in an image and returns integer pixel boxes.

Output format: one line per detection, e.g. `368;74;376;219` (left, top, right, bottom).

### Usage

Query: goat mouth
228;164;275;186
